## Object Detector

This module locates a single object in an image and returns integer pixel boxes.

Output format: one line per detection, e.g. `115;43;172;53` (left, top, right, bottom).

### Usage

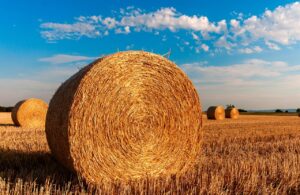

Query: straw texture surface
46;51;202;184
225;108;239;119
207;106;225;120
11;98;48;128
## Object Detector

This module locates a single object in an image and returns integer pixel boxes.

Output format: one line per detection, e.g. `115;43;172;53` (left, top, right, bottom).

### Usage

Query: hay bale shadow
0;124;15;127
0;149;78;187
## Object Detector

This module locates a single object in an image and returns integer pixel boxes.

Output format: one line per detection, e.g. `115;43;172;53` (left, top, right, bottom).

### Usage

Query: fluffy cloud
201;44;209;52
41;22;100;41
229;2;300;49
119;7;225;33
40;2;300;54
40;7;226;42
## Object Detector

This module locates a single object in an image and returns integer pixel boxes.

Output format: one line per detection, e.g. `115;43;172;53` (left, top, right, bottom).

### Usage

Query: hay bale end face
207;106;225;120
46;51;202;184
225;108;239;119
11;98;48;128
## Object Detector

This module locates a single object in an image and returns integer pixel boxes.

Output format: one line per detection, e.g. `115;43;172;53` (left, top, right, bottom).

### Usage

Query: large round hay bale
207;106;225;120
46;51;202;184
225;107;239;119
11;98;48;128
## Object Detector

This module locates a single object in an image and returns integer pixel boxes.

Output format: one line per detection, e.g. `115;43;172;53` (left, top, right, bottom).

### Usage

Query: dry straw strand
207;106;225;120
225;108;239;119
46;51;203;185
11;98;48;128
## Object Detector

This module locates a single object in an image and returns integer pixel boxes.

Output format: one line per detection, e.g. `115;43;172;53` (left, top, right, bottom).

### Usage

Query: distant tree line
224;105;300;113
0;106;13;112
226;104;247;112
275;108;300;113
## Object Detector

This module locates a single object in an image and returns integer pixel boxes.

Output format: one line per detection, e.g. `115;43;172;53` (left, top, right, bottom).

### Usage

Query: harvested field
0;113;300;194
0;113;13;125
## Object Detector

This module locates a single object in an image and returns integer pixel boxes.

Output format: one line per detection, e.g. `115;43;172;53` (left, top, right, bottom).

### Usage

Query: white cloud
38;54;97;64
191;32;200;41
230;2;300;48
265;41;281;50
201;44;209;52
101;17;118;29
40;7;226;41
40;22;100;41
238;46;263;54
181;59;300;109
40;2;300;54
119;7;225;33
215;36;235;50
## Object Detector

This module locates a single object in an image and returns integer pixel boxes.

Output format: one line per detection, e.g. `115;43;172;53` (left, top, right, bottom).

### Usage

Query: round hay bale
225;107;239;119
206;106;225;120
11;98;48;128
46;51;202;184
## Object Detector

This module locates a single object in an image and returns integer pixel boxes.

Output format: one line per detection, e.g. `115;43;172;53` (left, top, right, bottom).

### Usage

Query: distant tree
0;106;13;112
296;108;300;113
5;107;13;112
285;110;288;113
275;109;283;113
226;104;235;109
238;109;247;112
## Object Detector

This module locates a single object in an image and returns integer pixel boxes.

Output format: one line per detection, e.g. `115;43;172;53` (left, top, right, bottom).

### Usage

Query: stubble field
0;112;299;194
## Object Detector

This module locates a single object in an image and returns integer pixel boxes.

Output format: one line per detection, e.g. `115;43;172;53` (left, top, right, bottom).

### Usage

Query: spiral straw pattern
11;98;48;128
46;51;202;184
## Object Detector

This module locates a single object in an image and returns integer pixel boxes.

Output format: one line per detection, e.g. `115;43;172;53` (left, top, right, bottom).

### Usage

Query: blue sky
0;0;300;110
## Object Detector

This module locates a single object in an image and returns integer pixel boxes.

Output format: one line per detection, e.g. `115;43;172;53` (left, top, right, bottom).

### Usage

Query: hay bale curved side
11;100;26;126
11;98;48;128
207;106;225;120
225;108;239;119
46;51;203;184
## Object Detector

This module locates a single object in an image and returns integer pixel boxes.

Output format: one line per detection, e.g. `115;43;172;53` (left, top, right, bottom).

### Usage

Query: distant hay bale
207;106;225;120
225;108;239;119
11;98;48;128
45;51;203;184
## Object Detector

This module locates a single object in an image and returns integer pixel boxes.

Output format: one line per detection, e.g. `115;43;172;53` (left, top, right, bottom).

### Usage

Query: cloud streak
38;54;97;64
181;59;300;109
0;54;95;106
